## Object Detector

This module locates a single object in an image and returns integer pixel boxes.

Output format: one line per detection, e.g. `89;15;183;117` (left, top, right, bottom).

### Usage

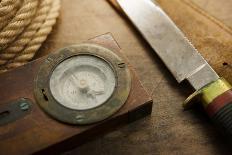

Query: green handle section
206;89;232;137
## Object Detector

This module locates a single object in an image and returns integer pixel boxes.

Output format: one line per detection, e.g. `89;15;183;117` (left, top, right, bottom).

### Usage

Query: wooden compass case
0;33;153;155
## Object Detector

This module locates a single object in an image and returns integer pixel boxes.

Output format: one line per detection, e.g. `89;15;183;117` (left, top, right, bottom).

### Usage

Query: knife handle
184;78;232;137
206;89;232;136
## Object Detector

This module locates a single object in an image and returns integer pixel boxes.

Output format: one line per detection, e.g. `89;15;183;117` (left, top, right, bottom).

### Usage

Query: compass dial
49;55;116;110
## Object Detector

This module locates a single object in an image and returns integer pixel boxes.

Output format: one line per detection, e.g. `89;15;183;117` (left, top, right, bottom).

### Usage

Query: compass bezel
34;44;131;125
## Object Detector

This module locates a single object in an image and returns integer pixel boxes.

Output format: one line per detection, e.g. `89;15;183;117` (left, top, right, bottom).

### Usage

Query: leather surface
31;0;232;154
191;0;232;28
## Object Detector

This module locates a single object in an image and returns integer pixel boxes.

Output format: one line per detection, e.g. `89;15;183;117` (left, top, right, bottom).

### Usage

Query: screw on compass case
0;33;153;155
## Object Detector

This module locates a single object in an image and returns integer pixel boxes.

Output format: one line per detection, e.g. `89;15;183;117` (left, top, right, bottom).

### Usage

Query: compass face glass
49;55;116;110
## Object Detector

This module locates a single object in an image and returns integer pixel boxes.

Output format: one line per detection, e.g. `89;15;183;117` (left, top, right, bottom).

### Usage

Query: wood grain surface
29;0;231;154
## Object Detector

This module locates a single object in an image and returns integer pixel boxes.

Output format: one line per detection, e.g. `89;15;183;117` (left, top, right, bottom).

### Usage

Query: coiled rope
0;0;61;73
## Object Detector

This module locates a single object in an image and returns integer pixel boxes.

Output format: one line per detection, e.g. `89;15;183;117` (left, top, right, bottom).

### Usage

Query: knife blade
109;0;232;136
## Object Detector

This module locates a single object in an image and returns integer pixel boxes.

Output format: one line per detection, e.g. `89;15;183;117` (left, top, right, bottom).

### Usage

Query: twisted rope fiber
0;0;52;64
0;0;38;50
0;0;60;73
0;0;21;30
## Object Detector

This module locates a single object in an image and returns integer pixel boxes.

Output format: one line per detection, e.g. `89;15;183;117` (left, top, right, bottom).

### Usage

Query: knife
108;0;232;136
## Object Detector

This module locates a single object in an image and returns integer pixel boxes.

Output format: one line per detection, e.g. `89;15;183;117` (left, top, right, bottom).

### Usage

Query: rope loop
0;0;61;73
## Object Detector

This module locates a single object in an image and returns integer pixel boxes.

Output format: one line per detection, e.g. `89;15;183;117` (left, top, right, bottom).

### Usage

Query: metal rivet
118;63;125;68
20;102;30;111
75;115;84;122
46;57;53;63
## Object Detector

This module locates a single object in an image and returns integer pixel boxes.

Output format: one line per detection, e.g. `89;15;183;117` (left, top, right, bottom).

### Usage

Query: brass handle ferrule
183;78;232;109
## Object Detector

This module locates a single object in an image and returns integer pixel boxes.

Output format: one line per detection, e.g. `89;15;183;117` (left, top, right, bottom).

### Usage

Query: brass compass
34;44;131;124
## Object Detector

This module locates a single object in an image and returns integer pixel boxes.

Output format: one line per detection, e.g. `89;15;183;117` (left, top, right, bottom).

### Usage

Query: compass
34;44;131;124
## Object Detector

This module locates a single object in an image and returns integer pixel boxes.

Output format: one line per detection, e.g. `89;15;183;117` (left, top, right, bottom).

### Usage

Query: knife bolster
183;78;231;109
